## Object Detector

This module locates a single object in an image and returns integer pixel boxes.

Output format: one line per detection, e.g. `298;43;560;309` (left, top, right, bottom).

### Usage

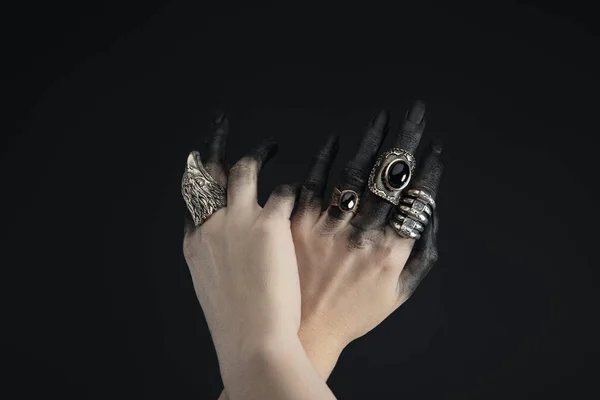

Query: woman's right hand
184;116;336;400
290;102;444;379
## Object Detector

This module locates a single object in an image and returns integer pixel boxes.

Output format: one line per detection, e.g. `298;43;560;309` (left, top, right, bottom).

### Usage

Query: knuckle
256;218;283;236
316;145;333;160
297;189;321;211
345;229;376;251
415;164;443;189
400;277;419;300
272;183;297;198
229;157;257;178
377;246;396;269
291;225;310;245
341;162;368;188
414;181;437;196
301;179;324;193
425;248;439;265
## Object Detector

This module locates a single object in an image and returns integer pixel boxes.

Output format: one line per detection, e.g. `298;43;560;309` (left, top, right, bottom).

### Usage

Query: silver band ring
392;212;426;232
399;197;433;217
389;218;421;240
406;189;436;210
397;204;429;225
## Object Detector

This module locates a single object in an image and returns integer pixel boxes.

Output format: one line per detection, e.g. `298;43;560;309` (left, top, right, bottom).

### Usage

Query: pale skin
183;102;443;399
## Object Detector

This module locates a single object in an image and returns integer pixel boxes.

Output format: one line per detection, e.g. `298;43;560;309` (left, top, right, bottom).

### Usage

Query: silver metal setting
397;205;429;225
399;197;433;217
389;218;421;240
181;151;227;227
406;189;436;210
392;212;425;232
390;188;436;240
329;187;359;213
367;148;416;205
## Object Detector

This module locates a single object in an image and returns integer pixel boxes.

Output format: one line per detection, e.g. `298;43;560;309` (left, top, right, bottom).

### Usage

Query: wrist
298;324;346;380
218;332;303;383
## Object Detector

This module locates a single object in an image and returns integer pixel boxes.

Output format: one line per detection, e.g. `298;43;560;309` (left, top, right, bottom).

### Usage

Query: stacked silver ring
389;189;435;240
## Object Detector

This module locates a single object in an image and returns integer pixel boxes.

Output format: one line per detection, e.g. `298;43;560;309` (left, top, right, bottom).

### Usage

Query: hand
183;116;335;399
290;102;443;378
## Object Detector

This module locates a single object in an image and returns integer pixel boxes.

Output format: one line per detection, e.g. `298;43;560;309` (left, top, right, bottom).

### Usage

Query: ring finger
316;109;390;233
385;141;444;245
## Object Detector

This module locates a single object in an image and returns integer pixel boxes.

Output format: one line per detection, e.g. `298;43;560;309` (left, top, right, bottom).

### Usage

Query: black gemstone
340;191;357;211
387;160;410;189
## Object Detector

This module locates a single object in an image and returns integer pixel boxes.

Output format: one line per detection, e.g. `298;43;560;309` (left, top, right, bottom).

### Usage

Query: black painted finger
392;100;427;154
326;110;389;223
410;141;444;199
294;135;340;220
349;192;395;232
201;113;229;186
227;137;279;208
398;210;439;302
350;103;429;232
263;182;302;220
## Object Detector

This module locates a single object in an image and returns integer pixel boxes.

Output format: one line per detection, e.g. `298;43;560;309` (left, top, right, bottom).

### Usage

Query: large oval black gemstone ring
383;159;411;191
367;148;416;205
329;187;359;213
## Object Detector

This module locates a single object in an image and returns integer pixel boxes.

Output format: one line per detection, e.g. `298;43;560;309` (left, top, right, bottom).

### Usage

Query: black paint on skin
271;182;301;198
185;114;280;230
398;142;443;298
269;182;302;210
202;113;230;186
204;113;228;166
185;113;231;233
411;141;444;199
244;136;279;170
292;100;443;289
295;134;340;218
325;109;390;224
350;100;427;233
227;136;279;192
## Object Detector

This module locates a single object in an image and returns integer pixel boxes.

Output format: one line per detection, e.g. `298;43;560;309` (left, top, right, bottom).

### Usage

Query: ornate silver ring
367;148;416;205
181;151;227;227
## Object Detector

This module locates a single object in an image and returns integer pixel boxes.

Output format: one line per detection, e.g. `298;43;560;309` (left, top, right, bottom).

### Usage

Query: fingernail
406;100;426;124
431;139;443;155
264;135;278;145
214;112;226;124
371;109;389;130
333;134;340;149
263;136;279;153
327;134;340;150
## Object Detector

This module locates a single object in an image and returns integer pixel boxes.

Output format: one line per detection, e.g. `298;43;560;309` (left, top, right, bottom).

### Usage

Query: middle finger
350;100;427;232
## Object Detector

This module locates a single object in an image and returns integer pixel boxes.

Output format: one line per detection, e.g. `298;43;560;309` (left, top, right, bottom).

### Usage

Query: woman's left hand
290;102;444;379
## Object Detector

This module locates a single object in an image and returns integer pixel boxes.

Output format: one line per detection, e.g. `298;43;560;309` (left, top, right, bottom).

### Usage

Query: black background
2;1;598;398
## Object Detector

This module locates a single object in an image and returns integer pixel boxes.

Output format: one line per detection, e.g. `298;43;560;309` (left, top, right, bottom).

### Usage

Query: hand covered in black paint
291;102;444;379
